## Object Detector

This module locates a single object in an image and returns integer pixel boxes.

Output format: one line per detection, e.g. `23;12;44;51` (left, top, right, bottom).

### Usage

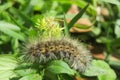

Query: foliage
83;60;116;80
0;0;120;80
0;55;18;80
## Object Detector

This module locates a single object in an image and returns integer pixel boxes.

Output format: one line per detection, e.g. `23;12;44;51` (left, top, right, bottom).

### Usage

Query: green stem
57;75;61;80
105;52;111;62
64;14;70;37
105;42;111;62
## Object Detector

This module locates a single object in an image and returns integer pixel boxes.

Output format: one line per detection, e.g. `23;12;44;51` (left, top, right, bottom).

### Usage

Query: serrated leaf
0;55;18;70
46;60;75;75
0;70;16;79
19;74;42;80
0;54;18;80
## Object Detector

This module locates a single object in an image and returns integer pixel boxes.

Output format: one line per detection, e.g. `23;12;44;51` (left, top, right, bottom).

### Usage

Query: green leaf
64;4;89;36
0;54;18;80
17;10;34;26
99;0;120;5
53;0;96;16
74;24;91;29
19;74;42;80
0;21;20;31
46;60;75;75
0;2;13;11
74;0;96;16
0;21;25;41
109;60;120;69
15;69;36;76
111;38;120;54
83;60;116;80
0;71;16;80
67;4;89;31
97;60;117;80
96;37;111;44
0;55;18;70
0;35;11;44
83;60;107;76
92;27;101;36
9;7;34;27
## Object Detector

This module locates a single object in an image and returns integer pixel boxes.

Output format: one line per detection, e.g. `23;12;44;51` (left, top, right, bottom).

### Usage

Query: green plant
0;0;120;80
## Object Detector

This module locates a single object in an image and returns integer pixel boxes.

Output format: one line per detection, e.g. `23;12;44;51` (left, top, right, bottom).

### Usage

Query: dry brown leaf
66;18;92;33
93;53;119;61
67;4;79;14
101;7;109;17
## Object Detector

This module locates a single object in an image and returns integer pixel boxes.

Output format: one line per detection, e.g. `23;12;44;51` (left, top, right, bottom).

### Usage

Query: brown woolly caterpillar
23;37;92;72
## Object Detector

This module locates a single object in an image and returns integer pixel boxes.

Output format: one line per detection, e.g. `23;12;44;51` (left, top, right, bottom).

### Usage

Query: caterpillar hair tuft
23;37;92;72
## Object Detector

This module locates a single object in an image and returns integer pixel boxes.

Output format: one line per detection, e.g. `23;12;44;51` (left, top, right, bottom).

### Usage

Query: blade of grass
68;4;89;30
109;60;120;69
65;4;89;36
0;21;25;41
0;2;13;11
17;9;34;26
63;13;69;37
9;14;26;30
9;7;34;27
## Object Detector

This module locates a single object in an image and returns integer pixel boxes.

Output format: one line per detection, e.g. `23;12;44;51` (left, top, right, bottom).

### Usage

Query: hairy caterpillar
23;37;92;72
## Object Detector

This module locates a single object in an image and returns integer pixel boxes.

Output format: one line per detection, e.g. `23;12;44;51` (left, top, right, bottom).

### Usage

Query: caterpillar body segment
24;37;92;72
